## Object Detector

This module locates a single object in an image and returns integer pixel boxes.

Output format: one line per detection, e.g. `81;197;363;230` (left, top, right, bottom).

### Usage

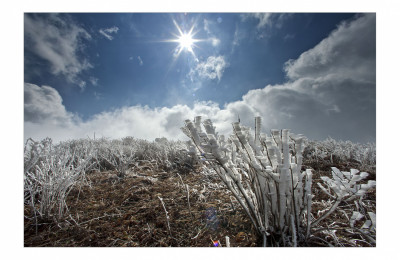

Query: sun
178;33;195;51
167;19;202;58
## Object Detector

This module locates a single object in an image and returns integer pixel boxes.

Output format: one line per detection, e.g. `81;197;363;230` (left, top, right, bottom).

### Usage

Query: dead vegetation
24;156;375;247
24;162;259;247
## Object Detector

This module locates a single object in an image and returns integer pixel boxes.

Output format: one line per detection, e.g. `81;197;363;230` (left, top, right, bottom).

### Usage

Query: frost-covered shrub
182;116;312;246
181;116;376;246
24;138;95;220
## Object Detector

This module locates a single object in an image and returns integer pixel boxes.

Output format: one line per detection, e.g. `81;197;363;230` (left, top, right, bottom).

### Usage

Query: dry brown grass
24;158;376;247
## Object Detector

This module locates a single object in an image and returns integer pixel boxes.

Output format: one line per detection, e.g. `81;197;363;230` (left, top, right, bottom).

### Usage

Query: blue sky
24;12;376;143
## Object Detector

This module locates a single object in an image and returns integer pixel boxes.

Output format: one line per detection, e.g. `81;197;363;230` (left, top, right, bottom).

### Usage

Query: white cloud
203;18;221;47
24;14;93;85
24;83;76;125
78;80;87;90
89;76;99;86
239;13;293;39
283;33;295;41
231;23;246;53
94;91;103;100
24;14;376;144
137;56;144;66
210;37;220;46
23;82;234;142
240;13;376;142
241;13;273;29
190;56;228;81
241;13;292;30
203;18;212;34
284;14;375;83
99;26;119;40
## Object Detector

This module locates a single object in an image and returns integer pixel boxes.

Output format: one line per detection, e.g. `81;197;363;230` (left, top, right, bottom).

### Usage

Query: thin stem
157;196;172;236
186;184;193;219
311;198;341;227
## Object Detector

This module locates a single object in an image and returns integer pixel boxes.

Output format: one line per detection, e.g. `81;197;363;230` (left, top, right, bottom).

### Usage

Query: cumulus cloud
24;83;76;125
190;56;228;81
24;14;376;143
284;14;375;83
99;26;119;40
24;14;93;86
240;13;376;142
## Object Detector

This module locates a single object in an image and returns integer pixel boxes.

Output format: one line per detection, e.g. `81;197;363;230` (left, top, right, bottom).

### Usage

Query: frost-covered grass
24;138;95;222
24;137;193;222
304;137;376;172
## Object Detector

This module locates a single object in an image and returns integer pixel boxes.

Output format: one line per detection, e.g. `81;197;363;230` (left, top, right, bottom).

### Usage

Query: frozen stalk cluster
24;138;95;220
24;136;190;222
181;116;375;246
319;167;376;201
313;167;376;227
182;116;312;246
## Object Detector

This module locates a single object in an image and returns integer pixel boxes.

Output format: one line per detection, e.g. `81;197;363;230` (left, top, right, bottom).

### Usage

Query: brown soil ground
24;160;376;247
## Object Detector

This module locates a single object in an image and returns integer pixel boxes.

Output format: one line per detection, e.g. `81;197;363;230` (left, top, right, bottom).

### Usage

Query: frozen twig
225;236;230;247
158;196;172;236
311;199;341;227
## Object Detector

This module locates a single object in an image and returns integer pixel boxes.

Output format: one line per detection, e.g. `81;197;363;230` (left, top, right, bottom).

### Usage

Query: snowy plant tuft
181;116;311;246
24;138;95;220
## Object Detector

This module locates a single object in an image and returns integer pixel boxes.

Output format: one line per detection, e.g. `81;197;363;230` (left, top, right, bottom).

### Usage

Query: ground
24;164;259;247
24;159;376;247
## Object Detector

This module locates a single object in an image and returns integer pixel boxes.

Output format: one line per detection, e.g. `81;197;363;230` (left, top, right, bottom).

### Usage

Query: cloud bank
24;14;375;143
